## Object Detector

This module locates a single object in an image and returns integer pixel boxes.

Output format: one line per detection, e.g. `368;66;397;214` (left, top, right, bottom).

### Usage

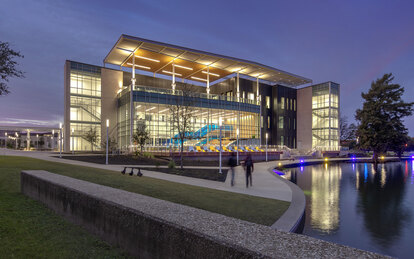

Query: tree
133;119;150;153
339;116;357;142
101;136;117;153
0;41;24;95
82;128;99;152
38;136;45;147
355;73;413;162
169;84;196;169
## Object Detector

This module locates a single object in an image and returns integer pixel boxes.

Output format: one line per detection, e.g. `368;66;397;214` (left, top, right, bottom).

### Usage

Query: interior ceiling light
202;71;220;77
159;108;169;113
126;63;151;70
145;107;156;112
162;70;182;76
173;64;193;70
135;55;160;62
136;105;142;109
191;76;207;82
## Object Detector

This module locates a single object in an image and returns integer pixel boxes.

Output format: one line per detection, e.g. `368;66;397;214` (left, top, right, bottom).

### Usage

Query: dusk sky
1;0;413;134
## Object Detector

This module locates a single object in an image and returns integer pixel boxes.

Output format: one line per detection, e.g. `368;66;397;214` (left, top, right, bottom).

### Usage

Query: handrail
127;85;260;105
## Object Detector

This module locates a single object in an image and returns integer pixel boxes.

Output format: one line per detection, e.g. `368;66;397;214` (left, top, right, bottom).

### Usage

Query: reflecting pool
283;161;414;258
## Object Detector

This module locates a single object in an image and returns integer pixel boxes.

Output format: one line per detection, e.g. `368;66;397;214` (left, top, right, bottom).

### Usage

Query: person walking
244;154;254;188
228;152;237;186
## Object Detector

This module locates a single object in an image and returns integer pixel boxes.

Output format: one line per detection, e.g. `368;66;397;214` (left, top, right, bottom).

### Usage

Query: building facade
64;35;339;152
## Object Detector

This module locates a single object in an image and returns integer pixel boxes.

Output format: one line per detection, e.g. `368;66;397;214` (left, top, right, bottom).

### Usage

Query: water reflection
285;164;342;233
283;161;414;258
356;163;411;248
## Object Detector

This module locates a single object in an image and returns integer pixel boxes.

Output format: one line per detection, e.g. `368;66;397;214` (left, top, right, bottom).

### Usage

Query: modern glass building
64;34;340;152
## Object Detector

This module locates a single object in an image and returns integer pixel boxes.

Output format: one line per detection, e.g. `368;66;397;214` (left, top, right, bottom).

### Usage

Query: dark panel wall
272;86;297;147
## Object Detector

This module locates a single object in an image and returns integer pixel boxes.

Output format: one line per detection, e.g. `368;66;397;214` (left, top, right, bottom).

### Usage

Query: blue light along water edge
282;161;414;259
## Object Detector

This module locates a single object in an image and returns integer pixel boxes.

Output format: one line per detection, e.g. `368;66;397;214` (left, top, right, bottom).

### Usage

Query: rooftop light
126;63;151;70
173;64;193;70
191;76;207;82
162;70;182;76
135;55;160;62
202;71;220;77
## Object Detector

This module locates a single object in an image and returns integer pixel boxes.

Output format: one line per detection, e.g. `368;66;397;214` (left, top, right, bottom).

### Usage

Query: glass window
261;116;263;128
248;92;255;101
294;99;296;111
279;116;284;129
281;136;284;146
267;116;270;129
281;97;285;109
266;96;270;109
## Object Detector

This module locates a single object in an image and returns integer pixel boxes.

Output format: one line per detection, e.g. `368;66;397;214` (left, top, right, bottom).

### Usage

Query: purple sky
1;0;413;135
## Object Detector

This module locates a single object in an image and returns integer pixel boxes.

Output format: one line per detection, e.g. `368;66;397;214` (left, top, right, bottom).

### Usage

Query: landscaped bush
168;160;176;169
142;152;154;159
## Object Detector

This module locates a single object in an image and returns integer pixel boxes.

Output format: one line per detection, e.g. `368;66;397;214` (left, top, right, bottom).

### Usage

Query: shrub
142;152;154;159
168;160;176;169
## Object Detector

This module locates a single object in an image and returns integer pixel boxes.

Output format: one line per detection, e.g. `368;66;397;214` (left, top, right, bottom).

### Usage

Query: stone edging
267;166;306;233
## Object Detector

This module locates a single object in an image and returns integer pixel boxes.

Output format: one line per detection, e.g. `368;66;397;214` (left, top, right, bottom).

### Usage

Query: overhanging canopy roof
104;34;312;86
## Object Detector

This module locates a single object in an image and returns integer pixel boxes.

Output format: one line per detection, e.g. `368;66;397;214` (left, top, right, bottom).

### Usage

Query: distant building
64;34;339;152
0;126;60;150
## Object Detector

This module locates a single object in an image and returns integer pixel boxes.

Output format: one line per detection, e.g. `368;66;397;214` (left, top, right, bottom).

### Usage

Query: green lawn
0;156;289;258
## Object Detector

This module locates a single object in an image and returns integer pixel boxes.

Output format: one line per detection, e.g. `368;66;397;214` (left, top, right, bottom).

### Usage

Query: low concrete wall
21;170;387;258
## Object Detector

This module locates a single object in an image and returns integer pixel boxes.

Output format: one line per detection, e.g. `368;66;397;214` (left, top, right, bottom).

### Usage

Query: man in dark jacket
244;154;254;188
228;152;237;186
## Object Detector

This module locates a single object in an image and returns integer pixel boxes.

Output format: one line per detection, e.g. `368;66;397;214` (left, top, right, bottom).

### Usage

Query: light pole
219;117;222;174
106;119;109;165
266;132;268;162
236;128;239;165
59;123;62;158
4;132;7;149
15;132;18;149
71;128;74;155
36;134;39;150
52;130;54;150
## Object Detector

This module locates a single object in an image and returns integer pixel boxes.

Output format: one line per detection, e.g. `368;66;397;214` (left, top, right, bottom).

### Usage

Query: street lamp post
266;133;268;162
15;132;18;149
36;134;39;150
52;130;54;150
236;128;239;165
71;128;74;155
106;119;109;165
4;132;7;149
219;117;222;174
59;123;62;158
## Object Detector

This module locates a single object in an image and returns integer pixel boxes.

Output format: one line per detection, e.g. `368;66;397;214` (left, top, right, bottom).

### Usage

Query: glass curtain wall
312;82;339;149
69;62;101;151
118;101;259;150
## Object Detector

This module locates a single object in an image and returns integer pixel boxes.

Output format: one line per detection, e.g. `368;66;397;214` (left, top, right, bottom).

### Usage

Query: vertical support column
130;54;136;152
26;130;30;151
206;67;210;95
236;72;240;99
172;61;176;93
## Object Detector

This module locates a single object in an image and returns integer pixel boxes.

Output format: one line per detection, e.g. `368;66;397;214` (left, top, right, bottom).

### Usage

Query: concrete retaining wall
21;170;387;258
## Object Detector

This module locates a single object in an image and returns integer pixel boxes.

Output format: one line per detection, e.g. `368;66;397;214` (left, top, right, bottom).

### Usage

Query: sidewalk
1;149;292;202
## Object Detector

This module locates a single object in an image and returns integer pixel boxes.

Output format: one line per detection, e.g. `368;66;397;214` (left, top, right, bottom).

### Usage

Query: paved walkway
1;149;292;202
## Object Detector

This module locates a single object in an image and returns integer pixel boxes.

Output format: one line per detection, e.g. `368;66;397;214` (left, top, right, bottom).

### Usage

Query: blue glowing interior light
300;166;304;172
352;156;356;161
300;159;304;163
411;156;414;160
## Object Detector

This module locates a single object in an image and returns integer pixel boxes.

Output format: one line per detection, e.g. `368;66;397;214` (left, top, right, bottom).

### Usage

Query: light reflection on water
283;161;414;258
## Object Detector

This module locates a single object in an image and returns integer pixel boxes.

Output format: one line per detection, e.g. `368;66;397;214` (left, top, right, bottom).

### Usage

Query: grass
0;155;289;257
